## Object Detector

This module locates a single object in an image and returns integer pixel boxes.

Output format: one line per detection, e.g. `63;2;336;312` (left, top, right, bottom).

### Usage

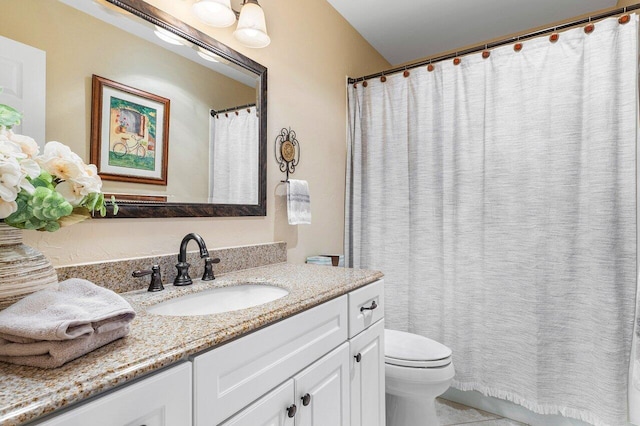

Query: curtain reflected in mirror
209;106;258;204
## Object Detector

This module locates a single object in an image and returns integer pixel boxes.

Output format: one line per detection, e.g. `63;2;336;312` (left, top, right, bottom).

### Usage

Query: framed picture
90;75;170;185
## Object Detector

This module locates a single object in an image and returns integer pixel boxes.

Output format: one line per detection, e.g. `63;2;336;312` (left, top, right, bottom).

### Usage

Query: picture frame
104;193;168;203
90;75;170;185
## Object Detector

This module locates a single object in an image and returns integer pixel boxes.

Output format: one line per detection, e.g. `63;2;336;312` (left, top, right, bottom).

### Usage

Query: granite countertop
0;263;383;426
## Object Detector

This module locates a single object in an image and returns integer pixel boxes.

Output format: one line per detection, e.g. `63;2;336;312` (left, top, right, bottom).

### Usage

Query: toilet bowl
385;329;455;426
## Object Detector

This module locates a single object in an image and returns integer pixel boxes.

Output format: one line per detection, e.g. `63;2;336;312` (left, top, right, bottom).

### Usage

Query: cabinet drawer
220;380;295;426
34;363;192;426
348;279;384;338
193;295;348;426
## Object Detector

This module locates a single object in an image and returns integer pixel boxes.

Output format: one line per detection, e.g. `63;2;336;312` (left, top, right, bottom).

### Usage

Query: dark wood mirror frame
99;0;267;218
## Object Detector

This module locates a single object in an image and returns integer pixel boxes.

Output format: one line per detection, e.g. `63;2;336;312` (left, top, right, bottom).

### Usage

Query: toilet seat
385;329;452;368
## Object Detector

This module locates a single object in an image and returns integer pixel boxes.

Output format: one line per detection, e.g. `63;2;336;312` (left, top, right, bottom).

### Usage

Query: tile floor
436;398;528;425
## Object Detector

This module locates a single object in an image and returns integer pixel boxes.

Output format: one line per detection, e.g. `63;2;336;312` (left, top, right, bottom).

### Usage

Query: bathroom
0;0;639;425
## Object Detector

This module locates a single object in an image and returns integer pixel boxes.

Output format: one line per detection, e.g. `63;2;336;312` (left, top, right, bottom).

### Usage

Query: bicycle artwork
112;134;147;159
90;75;170;185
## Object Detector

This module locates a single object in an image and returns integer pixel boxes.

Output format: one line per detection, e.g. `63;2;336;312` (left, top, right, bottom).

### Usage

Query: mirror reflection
1;0;262;207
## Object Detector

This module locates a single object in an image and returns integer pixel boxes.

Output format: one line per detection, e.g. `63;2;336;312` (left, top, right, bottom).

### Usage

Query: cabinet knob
360;301;378;312
354;353;362;362
286;404;297;418
301;393;311;406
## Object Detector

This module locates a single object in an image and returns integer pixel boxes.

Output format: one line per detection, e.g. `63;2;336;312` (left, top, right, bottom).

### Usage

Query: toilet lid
385;329;452;368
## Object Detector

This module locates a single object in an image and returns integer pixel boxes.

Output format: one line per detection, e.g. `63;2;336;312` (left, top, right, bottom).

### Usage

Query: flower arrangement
115;112;129;133
0;100;116;231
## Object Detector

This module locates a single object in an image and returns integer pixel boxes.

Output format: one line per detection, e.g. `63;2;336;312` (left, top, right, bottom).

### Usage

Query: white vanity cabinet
221;343;350;426
206;278;384;426
192;295;349;426
28;279;384;426
34;362;192;426
348;280;385;426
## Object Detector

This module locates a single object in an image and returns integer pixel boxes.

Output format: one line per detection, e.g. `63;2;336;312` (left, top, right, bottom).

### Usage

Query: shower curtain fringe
453;381;612;426
348;3;640;84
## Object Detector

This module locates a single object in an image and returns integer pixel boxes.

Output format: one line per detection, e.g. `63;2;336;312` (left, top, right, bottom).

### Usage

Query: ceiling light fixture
192;0;271;48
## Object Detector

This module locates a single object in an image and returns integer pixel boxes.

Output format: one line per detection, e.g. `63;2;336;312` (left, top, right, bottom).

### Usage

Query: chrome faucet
174;233;214;286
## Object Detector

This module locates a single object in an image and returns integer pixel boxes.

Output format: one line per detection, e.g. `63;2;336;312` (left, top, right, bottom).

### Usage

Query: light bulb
154;26;185;45
197;47;220;62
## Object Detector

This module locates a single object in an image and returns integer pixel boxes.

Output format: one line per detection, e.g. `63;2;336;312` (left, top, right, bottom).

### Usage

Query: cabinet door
221;381;295;426
350;319;385;426
193;296;348;426
294;342;350;426
35;363;192;426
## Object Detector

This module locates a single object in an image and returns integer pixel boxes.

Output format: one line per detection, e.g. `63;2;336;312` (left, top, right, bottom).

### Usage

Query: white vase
0;222;58;310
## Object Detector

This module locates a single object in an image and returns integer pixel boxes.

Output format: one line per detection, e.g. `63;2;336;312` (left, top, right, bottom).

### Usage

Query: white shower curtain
346;16;639;426
209;106;258;204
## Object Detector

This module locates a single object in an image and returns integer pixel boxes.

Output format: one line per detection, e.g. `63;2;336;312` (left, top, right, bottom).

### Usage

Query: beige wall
3;0;255;203
21;0;390;266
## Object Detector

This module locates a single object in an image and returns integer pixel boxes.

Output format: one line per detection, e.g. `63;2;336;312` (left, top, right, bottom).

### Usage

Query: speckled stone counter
0;263;383;426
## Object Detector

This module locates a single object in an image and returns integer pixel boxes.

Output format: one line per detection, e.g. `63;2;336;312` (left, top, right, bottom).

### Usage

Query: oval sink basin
148;284;289;316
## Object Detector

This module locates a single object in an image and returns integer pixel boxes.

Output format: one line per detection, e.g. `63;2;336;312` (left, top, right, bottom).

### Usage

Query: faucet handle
132;265;164;292
202;257;220;281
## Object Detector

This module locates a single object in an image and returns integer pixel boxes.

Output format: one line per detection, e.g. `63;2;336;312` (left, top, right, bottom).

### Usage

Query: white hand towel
0;278;135;343
287;179;311;225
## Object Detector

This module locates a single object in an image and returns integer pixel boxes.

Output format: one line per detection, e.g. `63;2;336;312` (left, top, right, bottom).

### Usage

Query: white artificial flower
39;156;84;181
39;141;83;164
74;174;102;196
55;181;84;206
0;159;21;202
20;158;40;180
37;141;85;181
0;198;17;219
7;132;40;158
0;138;26;162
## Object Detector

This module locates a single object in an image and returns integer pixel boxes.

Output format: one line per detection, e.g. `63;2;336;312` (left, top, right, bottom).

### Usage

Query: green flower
4;173;73;232
0;104;22;129
0;89;22;129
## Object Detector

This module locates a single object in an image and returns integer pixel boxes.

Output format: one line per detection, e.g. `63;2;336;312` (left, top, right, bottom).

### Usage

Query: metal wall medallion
275;128;300;181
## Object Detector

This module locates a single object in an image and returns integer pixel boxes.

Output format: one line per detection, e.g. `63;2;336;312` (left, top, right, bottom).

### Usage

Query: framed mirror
1;0;267;218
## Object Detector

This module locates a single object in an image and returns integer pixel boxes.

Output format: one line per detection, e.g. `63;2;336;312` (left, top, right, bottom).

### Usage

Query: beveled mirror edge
97;0;267;218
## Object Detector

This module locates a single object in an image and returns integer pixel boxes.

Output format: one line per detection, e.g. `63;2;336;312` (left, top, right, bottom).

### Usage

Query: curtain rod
210;103;256;116
348;3;640;84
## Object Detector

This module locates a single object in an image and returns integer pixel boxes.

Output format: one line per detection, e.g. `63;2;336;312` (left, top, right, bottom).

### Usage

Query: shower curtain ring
482;45;490;59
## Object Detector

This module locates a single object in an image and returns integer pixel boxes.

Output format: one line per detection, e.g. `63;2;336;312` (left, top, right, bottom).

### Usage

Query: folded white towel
287;179;311;225
0;278;135;343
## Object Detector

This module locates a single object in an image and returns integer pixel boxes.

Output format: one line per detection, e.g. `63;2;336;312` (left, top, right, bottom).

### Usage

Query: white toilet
385;329;455;426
